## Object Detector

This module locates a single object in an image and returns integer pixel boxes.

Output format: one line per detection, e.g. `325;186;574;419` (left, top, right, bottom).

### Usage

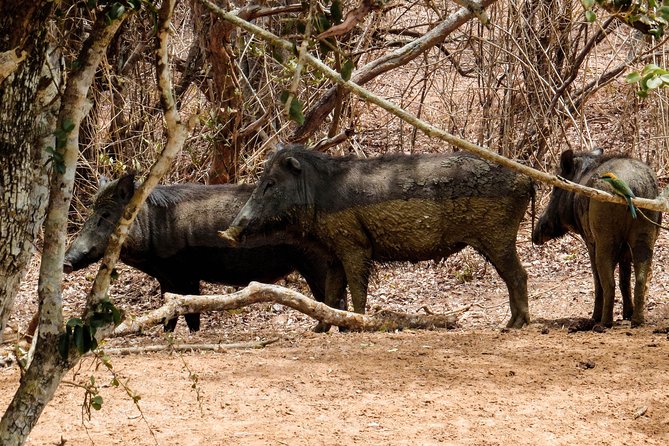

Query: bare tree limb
198;0;669;213
317;0;381;39
113;282;459;336
290;0;500;141
104;339;279;355
312;128;355;152
0;7;131;445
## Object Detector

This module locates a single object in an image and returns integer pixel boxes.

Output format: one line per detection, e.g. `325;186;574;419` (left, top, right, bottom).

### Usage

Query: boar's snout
63;261;74;274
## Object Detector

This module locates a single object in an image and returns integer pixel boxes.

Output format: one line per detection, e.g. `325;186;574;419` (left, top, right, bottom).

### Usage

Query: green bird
600;172;637;219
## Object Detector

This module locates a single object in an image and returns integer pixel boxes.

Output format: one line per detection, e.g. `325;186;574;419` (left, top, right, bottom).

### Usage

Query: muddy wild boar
222;145;535;328
532;148;661;328
64;174;347;332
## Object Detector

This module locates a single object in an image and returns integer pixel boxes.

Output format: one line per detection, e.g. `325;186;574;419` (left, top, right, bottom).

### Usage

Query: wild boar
532;148;661;328
223;145;535;328
64;174;346;332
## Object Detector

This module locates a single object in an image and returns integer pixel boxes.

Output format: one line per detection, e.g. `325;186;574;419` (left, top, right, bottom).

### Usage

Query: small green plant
59;298;122;358
626;63;669;97
45;118;75;174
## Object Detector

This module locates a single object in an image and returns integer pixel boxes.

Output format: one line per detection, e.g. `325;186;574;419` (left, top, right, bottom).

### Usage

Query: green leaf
625;71;642;83
660;6;669;19
73;325;94;354
288;97;305;125
314;14;331;34
341;59;354;81
74;325;86;353
660;74;669;83
581;0;595;8
58;333;70;359
642;64;661;76
108;3;125;20
585;10;596;22
647;76;664;89
91;395;103;410
62;118;75;133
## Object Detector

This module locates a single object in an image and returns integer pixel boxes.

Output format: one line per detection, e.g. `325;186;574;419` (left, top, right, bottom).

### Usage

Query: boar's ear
559;150;575;175
591;147;603;156
285;156;302;174
116;173;136;203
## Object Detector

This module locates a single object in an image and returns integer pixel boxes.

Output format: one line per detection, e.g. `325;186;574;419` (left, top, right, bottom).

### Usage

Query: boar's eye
97;211;111;227
263;179;276;195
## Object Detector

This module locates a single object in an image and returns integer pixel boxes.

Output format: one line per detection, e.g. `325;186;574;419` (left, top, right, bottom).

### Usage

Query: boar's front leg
340;249;373;315
161;280;201;332
302;260;348;333
475;235;529;328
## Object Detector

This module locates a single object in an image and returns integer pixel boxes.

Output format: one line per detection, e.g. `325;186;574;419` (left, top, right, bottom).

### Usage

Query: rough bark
113;282;459;336
190;0;243;184
0;5;129;444
0;0;59;345
85;0;188;319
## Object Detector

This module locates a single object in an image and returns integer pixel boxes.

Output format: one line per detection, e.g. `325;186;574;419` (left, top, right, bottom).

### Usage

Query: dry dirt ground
2;219;669;446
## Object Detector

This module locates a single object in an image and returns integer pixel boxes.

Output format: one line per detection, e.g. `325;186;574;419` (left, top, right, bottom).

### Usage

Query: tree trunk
0;1;60;344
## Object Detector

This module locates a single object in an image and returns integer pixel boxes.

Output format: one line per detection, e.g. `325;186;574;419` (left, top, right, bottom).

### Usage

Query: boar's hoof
185;313;201;332
313;322;331;333
505;313;530;329
630;318;644;328
592;324;607;333
164;317;178;332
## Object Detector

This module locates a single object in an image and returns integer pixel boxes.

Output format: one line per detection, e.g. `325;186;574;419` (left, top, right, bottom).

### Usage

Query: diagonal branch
198;0;669;213
290;0;500;141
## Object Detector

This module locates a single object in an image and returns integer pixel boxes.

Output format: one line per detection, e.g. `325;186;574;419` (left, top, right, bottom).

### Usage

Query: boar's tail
530;180;536;238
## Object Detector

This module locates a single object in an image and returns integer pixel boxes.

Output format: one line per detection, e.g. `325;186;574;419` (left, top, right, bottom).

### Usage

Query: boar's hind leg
341;251;372;315
586;243;604;323
483;243;529;328
161;280;201;332
618;251;633;320
630;239;655;328
594;241;617;328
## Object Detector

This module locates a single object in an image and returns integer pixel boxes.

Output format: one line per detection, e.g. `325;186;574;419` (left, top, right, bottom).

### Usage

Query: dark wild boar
223;145;534;328
532;149;660;328
64;174;346;332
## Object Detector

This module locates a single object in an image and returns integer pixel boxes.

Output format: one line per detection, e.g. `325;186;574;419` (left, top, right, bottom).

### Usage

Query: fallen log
113;282;459;336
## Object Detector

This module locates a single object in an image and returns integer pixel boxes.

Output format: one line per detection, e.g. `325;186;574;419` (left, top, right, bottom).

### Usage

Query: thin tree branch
104;339;280;355
198;0;669;213
86;0;188;325
290;0;500;141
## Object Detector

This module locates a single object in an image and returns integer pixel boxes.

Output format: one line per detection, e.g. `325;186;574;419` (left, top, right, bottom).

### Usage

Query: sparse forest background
68;0;669;230
2;1;669;443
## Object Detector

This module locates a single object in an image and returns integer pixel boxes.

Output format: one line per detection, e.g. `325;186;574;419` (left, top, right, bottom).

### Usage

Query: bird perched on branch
600;172;637;219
